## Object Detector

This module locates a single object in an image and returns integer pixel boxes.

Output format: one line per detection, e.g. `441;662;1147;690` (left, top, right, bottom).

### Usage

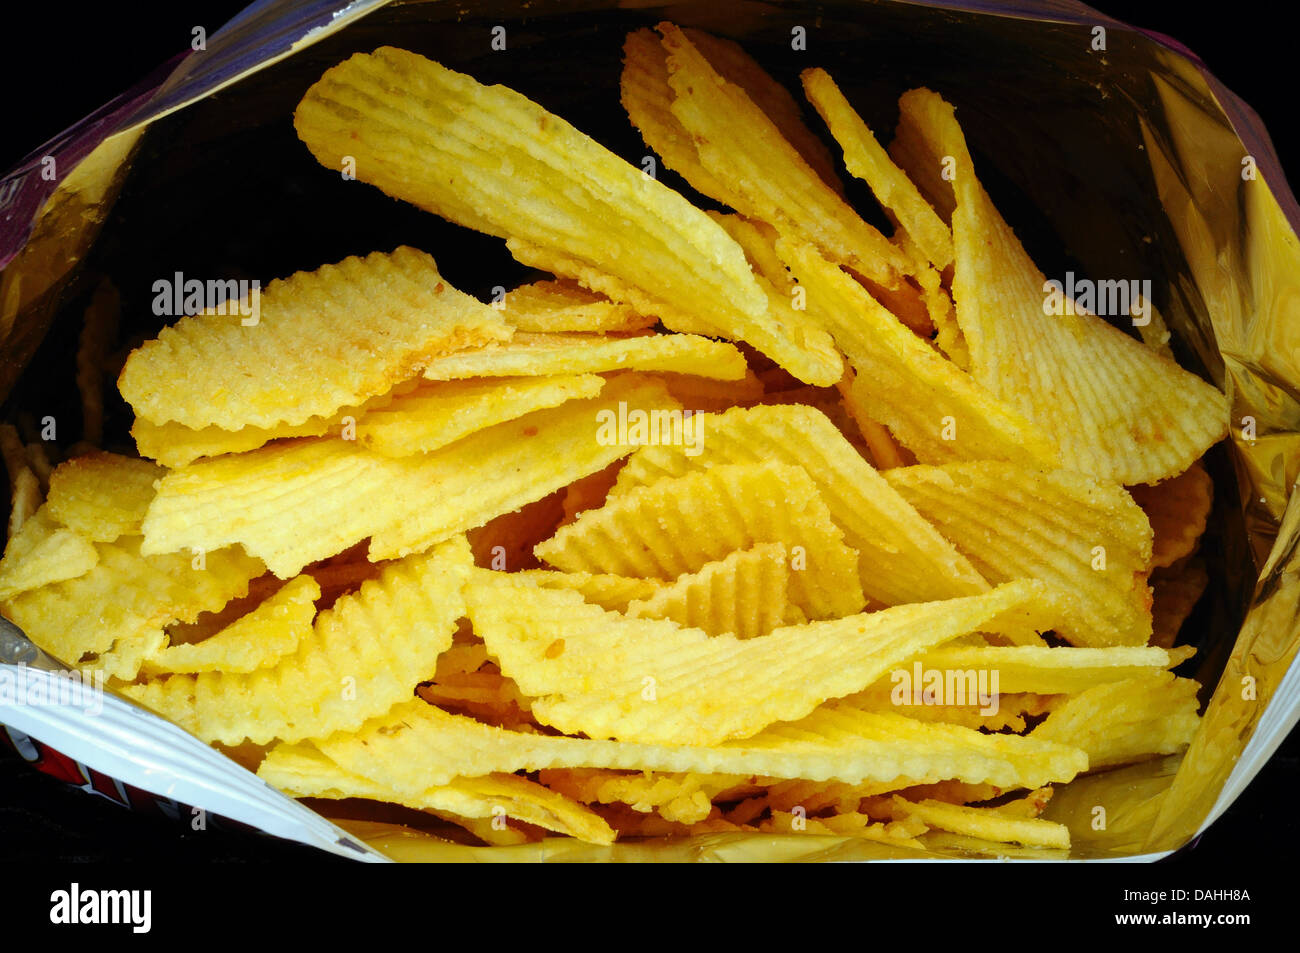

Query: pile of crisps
0;23;1227;854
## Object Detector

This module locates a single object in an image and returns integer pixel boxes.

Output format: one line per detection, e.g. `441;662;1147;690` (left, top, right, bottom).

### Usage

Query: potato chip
95;629;170;683
884;462;1153;646
119;246;511;430
747;385;867;451
896;231;968;368
801;68;952;271
129;384;411;468
1127;462;1213;570
44;452;162;542
621;28;730;202
420;332;746;382
642;24;907;286
133;415;335;469
538;769;750;825
901;87;1229;484
142;575;319;675
834;369;913;469
506;236;844;389
993;786;1055;819
611;405;988;608
514;569;661;612
122;538;468;744
313;696;1087;797
887;89;959;224
502;280;657;334
1137;299;1174;357
847;687;1050;734
77;278;119;446
537;460;865;619
6;468;42;539
259;744;613;844
464;573;1053;745
1033;671;1201;769
889;795;1070;850
2;537;262;679
890;644;1181;695
776;237;1059;467
625;542;793;639
19;435;53;488
371;376;679;561
357;375;604;457
1;425;44;538
0;508;99;601
1150;559;1209;649
294;47;839;386
762;776;934;815
765;810;927;848
679;29;844;195
140;376;675;577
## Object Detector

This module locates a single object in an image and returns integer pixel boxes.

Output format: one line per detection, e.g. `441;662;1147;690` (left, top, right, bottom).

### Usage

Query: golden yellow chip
464;572;1052;746
259;744;614;844
515;569;662;612
887;644;1181;695
123;538;468;745
2;537;262;679
776;237;1059;467
611;404;988;608
1033;671;1201;769
538;769;751;825
140;376;675;577
890;796;1070;850
357;375;604;457
643;24;906;286
507;235;844;389
901;87;1229;484
129;384;412;468
44;452;162;542
537;460;865;619
621;28;730;202
835;368;915;470
761;776;929;815
420;332;747;382
801;68;952;270
503;280;657;334
0;508;99;601
680;29;844;194
885;462;1153;646
625;542;793;639
1127;462;1213;569
293;47;839;386
6;468;42;539
313;696;1087;797
119;246;510;430
142;574;319;675
887;88;958;222
847;687;1051;734
765;810;927;848
133;416;334;469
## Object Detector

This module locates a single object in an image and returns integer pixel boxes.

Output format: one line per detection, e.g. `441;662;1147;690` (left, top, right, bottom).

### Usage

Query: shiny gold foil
3;0;1298;860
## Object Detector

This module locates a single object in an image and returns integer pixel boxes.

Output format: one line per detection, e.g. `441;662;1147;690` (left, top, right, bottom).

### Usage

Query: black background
0;0;1294;898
